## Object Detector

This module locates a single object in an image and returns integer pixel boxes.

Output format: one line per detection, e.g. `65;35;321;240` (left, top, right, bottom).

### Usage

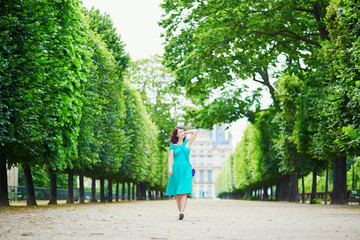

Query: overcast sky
82;0;250;149
82;0;164;60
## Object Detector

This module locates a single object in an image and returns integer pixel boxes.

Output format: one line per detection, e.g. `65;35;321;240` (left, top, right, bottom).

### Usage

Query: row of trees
160;0;359;204
0;1;172;206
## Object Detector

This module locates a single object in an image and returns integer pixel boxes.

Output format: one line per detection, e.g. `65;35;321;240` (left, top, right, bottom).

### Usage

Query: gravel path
0;199;359;239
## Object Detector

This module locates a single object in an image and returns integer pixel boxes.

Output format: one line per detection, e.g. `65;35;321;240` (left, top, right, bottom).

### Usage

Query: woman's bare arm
168;149;174;175
184;129;198;147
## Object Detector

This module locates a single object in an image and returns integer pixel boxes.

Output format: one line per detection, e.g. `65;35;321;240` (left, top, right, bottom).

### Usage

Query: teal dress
165;139;192;196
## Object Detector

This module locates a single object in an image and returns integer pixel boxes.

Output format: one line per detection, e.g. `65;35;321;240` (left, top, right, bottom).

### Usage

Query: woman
165;126;198;220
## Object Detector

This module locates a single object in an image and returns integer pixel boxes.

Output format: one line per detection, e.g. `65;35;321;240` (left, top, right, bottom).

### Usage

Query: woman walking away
165;127;198;220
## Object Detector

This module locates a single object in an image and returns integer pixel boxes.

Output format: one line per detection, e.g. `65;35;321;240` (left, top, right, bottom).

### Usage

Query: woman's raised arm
184;129;198;147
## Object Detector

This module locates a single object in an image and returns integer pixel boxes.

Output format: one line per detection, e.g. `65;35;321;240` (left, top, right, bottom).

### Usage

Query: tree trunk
301;174;305;204
289;174;299;202
270;186;273;200
246;189;252;200
0;153;9;206
115;181;119;202
107;177;113;202
276;175;290;201
136;184;139;200
79;171;85;204
283;175;291;201
156;190;159;200
48;168;57;205
132;183;135;201
263;185;269;200
24;165;37;206
127;182;131;201
138;183;146;200
275;179;281;200
90;175;97;202
100;177;105;202
148;189;152;200
331;157;348;205
310;170;317;204
66;167;74;204
121;181;125;200
325;160;329;204
160;191;164;200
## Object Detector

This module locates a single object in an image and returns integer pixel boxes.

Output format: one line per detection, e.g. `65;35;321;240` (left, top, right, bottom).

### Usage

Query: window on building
191;156;196;165
207;186;213;198
199;186;205;198
200;170;204;182
200;155;204;166
221;155;226;164
207;170;212;183
207;155;212;166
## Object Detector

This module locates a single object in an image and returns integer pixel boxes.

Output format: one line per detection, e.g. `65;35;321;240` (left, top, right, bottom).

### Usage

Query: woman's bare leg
176;196;181;212
180;194;188;212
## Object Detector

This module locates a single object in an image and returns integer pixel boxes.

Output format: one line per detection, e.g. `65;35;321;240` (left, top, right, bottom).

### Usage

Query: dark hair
169;126;186;144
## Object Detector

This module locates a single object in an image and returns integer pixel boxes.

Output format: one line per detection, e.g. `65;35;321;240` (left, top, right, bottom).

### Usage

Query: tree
216;109;281;200
1;0;91;206
161;0;353;205
320;0;360;204
1;0;52;206
118;83;158;197
83;7;129;203
85;8;129;75
127;55;186;151
160;0;330;128
42;0;90;206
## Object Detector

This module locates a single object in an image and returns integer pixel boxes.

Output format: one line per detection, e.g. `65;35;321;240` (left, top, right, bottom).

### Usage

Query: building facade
7;166;18;188
190;125;232;199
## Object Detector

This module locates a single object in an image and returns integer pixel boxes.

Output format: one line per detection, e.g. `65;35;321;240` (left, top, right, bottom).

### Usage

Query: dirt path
0;199;359;239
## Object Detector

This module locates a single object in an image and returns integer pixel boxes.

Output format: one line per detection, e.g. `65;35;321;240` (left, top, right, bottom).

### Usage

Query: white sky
81;0;265;149
82;0;164;60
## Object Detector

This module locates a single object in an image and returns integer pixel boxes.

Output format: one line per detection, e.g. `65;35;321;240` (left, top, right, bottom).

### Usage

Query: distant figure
165;127;198;220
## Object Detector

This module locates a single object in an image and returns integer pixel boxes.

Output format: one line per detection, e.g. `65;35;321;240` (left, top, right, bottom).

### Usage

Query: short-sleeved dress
165;139;192;196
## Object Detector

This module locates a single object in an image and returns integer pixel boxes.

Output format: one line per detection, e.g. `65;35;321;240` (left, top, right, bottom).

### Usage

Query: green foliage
3;0;359;200
1;0;55;166
322;0;360;156
119;83;161;189
311;198;324;204
160;0;329;128
347;157;360;190
0;0;92;173
126;55;180;151
1;1;167;197
81;7;129;179
298;171;333;194
85;8;129;74
216;110;281;195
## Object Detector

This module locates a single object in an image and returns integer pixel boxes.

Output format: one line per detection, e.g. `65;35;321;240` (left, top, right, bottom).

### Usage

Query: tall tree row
160;0;359;204
0;1;168;206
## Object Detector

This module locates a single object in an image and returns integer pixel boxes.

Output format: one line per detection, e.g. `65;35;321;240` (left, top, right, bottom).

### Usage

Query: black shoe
179;212;184;220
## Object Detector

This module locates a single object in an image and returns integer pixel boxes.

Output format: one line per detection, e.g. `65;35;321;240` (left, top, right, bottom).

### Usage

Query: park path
0;199;359;240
